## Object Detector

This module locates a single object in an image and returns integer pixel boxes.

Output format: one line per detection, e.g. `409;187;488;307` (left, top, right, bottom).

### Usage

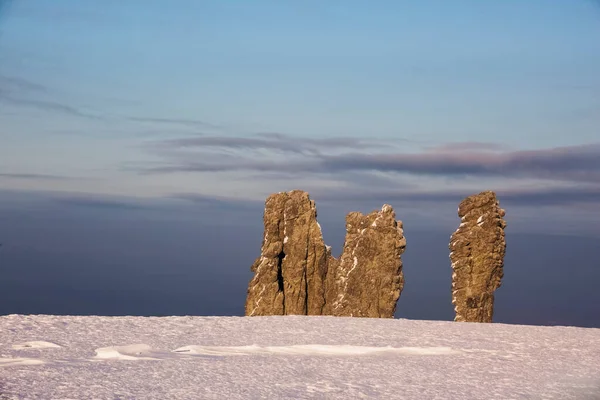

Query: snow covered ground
1;315;599;399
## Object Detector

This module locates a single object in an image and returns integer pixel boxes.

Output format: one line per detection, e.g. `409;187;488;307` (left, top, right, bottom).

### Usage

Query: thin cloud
0;189;160;212
0;74;47;93
426;142;512;153
0;95;104;119
143;159;312;174
0;173;74;180
141;139;600;184
0;71;103;125
0;75;216;127
310;186;600;207
171;193;263;210
152;134;381;156
170;185;600;210
125;116;221;130
0;75;104;120
319;144;600;183
53;197;152;211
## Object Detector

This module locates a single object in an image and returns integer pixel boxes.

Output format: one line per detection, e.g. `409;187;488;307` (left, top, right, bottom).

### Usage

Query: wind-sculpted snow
1;315;599;399
11;341;61;350
94;344;163;361
0;357;45;367
172;344;460;357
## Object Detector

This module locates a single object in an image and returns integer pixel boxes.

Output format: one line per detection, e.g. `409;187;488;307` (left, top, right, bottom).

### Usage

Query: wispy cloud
0;74;106;120
169;185;600;210
148;134;392;156
0;173;74;180
308;185;600;207
0;74;46;93
0;73;224;131
140;136;600;222
53;197;152;211
317;144;600;183
425;142;512;153
138;133;410;180
140;135;600;185
0;94;104;119
125;116;221;130
171;192;263;210
0;189;159;212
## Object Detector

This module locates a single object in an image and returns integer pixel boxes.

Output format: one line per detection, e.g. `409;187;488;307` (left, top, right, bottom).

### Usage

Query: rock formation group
245;190;507;323
245;190;406;318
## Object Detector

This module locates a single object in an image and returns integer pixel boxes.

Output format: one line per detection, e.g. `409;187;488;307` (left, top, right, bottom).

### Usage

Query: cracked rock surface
325;205;406;318
245;190;406;318
449;191;507;323
245;191;329;316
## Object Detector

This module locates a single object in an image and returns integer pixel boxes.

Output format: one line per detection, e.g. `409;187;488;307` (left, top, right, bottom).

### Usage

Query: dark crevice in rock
276;251;285;293
304;268;308;314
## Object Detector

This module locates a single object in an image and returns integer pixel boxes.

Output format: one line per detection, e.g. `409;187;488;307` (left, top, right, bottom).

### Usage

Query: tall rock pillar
325;205;406;318
450;191;507;322
245;190;330;316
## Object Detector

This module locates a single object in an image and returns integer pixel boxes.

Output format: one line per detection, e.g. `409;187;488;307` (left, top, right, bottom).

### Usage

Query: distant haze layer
0;192;598;328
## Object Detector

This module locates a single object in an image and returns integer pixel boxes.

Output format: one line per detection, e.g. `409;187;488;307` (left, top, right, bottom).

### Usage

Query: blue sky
1;0;600;231
1;1;600;325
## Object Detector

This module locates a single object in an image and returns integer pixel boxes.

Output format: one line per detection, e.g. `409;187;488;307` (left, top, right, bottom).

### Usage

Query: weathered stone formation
324;205;406;317
245;191;330;316
450;191;506;323
245;190;406;318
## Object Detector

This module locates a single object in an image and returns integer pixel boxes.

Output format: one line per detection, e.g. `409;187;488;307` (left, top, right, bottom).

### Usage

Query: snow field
0;315;599;399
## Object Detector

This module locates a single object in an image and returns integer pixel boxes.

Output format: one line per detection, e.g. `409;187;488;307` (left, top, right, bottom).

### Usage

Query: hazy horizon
0;190;599;328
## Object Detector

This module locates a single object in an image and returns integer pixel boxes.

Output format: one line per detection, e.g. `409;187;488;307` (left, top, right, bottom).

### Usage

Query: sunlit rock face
245;190;406;318
450;191;507;323
245;191;329;317
324;205;406;318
